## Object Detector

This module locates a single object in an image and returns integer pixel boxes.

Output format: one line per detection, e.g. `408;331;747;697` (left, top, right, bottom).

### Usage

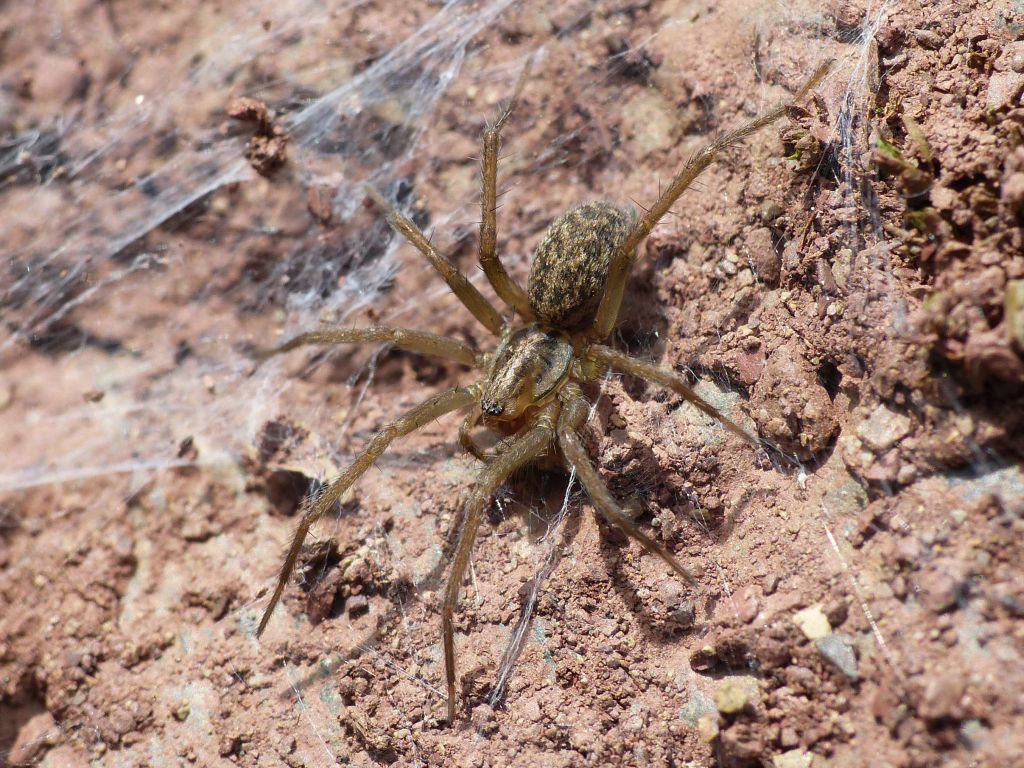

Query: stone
856;405;911;451
346;594;370;618
894;536;922;565
1006;280;1024;352
988;70;1024;109
522;699;542;722
715;676;759;714
913;29;944;50
1003;174;1024;217
814;633;859;680
680;690;717;727
716;681;749;714
897;463;918;484
5;710;59;765
745;227;780;285
919;672;967;720
697;713;720;743
727;585;761;624
793;604;832;640
916;569;961;613
773;749;814;768
670;599;697;628
246;673;272;689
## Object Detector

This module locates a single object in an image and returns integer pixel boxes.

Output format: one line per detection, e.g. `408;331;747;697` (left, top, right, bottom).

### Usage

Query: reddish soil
2;1;1023;767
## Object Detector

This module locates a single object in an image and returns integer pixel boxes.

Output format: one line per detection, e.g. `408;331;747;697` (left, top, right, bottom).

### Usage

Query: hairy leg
443;407;556;722
557;387;696;585
256;384;480;637
479;59;534;320
458;406;489;461
254;325;480;368
458;406;528;462
586;343;761;449
365;186;505;336
590;60;833;339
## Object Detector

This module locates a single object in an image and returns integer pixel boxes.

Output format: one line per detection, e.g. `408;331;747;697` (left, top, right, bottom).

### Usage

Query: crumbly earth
2;1;1023;767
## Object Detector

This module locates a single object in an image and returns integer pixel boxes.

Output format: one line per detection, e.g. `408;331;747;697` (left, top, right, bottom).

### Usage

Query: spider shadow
260;439;465;519
613;249;671;356
259;378;778;713
480;467;585;702
269;459;584;716
594;483;767;648
271;496;470;701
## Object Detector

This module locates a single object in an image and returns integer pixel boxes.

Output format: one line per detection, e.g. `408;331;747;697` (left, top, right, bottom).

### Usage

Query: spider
254;58;831;723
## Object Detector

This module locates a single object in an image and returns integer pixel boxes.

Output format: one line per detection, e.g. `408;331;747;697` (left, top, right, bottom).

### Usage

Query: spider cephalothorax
253;59;831;723
480;326;572;419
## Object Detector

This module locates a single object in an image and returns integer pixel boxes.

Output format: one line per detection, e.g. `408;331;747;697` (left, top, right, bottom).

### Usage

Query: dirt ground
2;0;1024;766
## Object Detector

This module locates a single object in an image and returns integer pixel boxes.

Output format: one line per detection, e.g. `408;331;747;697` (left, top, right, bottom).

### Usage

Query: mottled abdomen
527;202;636;330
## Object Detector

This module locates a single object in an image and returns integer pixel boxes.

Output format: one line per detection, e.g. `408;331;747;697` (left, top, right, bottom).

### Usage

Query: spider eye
482;401;504;417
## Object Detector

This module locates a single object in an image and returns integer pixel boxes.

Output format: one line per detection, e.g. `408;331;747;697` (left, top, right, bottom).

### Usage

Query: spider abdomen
527;202;636;330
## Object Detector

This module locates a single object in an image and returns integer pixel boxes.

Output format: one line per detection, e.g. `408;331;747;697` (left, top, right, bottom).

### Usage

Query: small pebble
1006;280;1024;350
522;700;542;722
246;673;272;690
697;713;720;743
916;570;961;613
716;682;748;714
988;70;1024;109
745;226;780;285
919;672;967;720
897;463;917;484
773;749;814;768
913;29;944;49
347;594;370;618
856;405;911;451
814;633;859;680
471;703;498;735
895;536;922;565
960;719;988;749
728;585;761;624
715;677;758;714
670;600;696;627
680;690;717;727
793;604;832;640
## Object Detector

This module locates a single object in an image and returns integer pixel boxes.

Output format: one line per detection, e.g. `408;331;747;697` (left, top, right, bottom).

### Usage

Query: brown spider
254;58;831;723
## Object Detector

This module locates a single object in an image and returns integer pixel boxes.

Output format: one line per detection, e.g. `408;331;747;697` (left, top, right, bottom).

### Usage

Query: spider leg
479;58;535;320
586;343;761;449
252;324;481;368
443;406;557;723
556;386;697;586
590;59;833;339
256;384;480;638
458;406;489;461
458;405;532;462
365;186;505;336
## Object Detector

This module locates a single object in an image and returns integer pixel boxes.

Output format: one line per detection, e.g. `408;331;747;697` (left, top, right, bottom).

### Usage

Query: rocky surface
2;1;1023;766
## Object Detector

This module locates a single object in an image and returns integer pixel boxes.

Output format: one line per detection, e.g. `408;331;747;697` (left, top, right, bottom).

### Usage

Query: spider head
481;326;572;421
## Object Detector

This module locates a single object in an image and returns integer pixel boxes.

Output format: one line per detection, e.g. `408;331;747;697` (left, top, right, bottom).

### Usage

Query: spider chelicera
253;58;831;723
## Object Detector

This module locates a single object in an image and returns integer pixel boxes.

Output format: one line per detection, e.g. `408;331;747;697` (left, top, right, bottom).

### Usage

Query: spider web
2;0;1022;765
